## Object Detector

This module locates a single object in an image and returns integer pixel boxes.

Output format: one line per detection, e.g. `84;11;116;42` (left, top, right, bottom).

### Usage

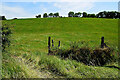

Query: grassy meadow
2;17;119;78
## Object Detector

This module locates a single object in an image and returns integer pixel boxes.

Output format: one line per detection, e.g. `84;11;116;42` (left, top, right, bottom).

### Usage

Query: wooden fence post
101;37;104;48
48;36;51;54
58;41;60;48
52;40;54;47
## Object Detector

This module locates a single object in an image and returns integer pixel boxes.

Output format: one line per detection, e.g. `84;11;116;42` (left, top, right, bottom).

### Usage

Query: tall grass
2;23;28;78
21;51;118;78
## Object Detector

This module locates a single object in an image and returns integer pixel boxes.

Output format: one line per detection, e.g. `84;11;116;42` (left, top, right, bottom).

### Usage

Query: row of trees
36;12;59;18
96;11;120;18
68;11;120;18
36;11;120;19
68;12;95;17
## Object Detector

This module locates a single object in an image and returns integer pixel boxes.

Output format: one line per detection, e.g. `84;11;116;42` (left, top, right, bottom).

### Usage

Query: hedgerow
2;23;12;52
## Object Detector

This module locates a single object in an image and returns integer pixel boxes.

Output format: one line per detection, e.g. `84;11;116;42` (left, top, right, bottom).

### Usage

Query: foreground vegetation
2;23;29;78
2;17;119;78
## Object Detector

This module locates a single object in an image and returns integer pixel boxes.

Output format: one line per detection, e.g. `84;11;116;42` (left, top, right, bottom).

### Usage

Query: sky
1;1;119;19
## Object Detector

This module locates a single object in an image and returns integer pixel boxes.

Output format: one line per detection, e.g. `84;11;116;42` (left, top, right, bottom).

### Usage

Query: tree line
36;12;60;18
1;11;120;20
36;11;120;19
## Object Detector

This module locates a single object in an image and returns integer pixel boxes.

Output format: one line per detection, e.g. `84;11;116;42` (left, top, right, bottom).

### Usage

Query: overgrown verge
22;51;118;78
2;23;12;51
49;42;118;66
2;23;28;78
2;53;29;78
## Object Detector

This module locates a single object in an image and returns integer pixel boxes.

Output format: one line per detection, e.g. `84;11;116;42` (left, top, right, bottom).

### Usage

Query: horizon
1;2;119;19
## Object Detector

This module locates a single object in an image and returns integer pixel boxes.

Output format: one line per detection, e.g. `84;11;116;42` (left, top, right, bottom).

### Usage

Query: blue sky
1;2;119;19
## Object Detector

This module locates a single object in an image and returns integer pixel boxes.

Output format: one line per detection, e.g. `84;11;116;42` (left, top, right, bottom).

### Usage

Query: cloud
53;2;94;16
1;4;34;19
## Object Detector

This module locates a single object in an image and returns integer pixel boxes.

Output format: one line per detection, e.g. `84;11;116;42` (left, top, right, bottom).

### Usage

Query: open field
6;18;118;52
2;17;119;78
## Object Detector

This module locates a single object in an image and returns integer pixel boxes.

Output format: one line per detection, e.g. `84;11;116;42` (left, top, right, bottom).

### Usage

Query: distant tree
116;12;120;19
74;12;81;17
36;16;38;18
97;12;104;18
118;12;120;19
110;11;116;18
96;11;119;19
103;11;107;18
87;14;90;17
107;12;113;18
90;14;96;18
82;12;87;17
0;16;6;20
13;18;17;20
59;16;62;18
86;13;96;18
77;12;82;17
49;13;54;17
38;14;41;18
54;12;59;17
36;14;41;18
96;14;99;18
43;13;48;18
114;11;119;19
74;13;79;17
105;12;110;18
68;11;74;17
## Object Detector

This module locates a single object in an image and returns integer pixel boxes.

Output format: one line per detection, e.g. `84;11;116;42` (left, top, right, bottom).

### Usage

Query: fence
48;36;107;54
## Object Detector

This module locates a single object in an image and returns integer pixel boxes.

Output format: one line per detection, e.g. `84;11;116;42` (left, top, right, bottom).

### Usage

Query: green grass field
3;17;119;78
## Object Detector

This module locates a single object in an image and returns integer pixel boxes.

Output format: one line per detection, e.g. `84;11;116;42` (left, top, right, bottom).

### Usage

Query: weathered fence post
101;37;104;48
58;41;60;48
48;36;51;54
52;40;54;47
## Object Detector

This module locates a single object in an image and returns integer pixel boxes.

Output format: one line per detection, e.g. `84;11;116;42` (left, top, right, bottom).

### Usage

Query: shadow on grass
105;66;120;70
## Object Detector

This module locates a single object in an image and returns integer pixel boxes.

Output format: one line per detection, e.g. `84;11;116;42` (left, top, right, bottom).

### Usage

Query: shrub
0;16;6;20
90;48;114;66
50;42;116;66
1;23;13;52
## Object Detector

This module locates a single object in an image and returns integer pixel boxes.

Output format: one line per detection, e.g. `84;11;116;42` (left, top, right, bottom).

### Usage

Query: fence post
48;36;51;54
58;41;60;48
52;40;54;47
101;37;104;48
